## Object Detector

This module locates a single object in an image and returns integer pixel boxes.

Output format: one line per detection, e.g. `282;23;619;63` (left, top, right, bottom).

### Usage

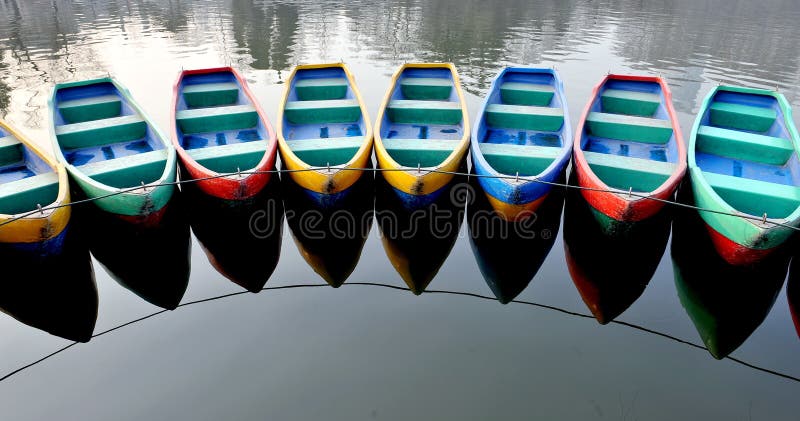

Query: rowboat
573;74;686;233
689;86;800;266
0;119;70;252
789;260;800;339
49;77;177;225
374;63;470;209
277;63;372;208
171;67;278;200
471;67;572;221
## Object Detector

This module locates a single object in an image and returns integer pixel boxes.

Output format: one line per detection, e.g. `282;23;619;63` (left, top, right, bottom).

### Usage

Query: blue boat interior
378;67;464;168
53;81;168;188
695;89;800;218
280;66;367;167
176;70;268;174
578;78;680;193
0;126;59;215
475;69;567;177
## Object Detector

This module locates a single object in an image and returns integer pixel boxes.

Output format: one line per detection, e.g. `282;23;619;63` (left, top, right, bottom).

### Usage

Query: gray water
1;1;800;419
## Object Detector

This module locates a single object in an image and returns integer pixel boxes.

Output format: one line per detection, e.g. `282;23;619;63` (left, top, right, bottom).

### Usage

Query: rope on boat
1;281;798;385
1;165;800;232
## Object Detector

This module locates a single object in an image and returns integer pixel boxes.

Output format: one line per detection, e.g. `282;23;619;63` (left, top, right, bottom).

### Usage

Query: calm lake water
1;1;800;419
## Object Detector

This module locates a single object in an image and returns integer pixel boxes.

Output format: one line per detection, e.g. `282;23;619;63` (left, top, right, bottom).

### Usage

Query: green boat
49;77;177;224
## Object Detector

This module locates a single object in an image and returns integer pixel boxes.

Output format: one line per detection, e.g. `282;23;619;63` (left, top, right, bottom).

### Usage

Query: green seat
400;77;453;100
182;82;239;108
187;140;267;173
586;112;673;144
584;151;675;192
704;171;800;219
78;149;168;188
710;102;777;132
286;137;364;166
480;143;561;176
177;104;258;134
0;172;59;215
697;125;794;165
383;138;461;167
284;99;361;125
601;89;660;117
499;82;554;106
387;100;462;125
485;103;564;132
294;78;348;101
58;94;122;124
56;115;147;149
0;136;23;167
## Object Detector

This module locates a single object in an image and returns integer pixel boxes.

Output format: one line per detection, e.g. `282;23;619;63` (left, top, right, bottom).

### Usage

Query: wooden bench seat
480;143;561;176
58;94;122;124
294;78;348;101
586;112;673;144
177;104;258;134
499;82;555;106
0;172;59;215
709;102;777;132
584;150;675;192
387;100;462;125
383;138;461;167
285;137;364;166
704;171;800;218
400;77;453;100
182;82;240;108
0;136;22;167
697;125;794;165
56;115;147;149
601;89;660;117
485;103;564;132
284;99;361;125
78;149;168;188
187;140;267;173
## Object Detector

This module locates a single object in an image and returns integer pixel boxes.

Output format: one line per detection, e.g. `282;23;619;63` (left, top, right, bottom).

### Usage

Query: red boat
170;67;278;200
573;74;686;231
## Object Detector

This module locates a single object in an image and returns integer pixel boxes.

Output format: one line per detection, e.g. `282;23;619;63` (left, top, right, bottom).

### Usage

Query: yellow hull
277;63;373;195
484;193;546;222
0;120;70;244
374;63;470;196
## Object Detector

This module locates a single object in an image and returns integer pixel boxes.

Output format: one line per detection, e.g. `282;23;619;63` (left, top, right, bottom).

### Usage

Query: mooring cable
1;281;798;385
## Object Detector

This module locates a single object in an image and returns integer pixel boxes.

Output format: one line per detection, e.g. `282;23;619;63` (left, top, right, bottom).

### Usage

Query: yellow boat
0;120;70;248
277;63;373;208
374;63;470;208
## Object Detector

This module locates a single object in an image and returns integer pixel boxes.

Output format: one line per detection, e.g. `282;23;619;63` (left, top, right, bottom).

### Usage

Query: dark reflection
468;176;565;303
76;193;191;310
283;171;373;287
672;183;790;359
789;259;800;339
0;225;97;342
184;178;283;293
563;174;671;324
230;0;299;70
376;171;466;294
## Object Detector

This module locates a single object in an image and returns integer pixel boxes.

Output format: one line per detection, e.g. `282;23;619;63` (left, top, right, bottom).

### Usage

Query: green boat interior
53;81;168;188
694;89;800;218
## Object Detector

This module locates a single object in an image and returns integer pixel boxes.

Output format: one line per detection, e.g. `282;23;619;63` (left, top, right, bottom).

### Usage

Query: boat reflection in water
185;177;283;292
469;176;565;303
789;258;800;339
77;192;191;310
283;169;373;287
672;184;790;359
563;174;671;324
0;225;97;342
376;170;466;294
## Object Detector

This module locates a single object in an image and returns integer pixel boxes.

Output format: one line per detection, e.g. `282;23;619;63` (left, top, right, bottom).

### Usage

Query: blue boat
471;67;572;221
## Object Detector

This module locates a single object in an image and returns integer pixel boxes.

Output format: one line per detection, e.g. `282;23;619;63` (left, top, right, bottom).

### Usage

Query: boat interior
281;66;366;167
579;78;679;193
695;89;800;218
475;69;567;177
176;71;268;174
0;127;58;215
379;67;464;168
53;81;167;188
